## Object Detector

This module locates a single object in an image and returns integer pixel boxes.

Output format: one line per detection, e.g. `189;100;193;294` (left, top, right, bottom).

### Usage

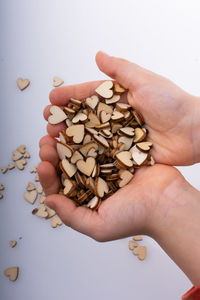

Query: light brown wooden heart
105;95;120;104
12;150;23;161
133;128;146;143
116;103;131;111
24;190;38;204
53;76;64;87
4;267;19;281
66;124;85;143
16;159;27;170
114;83;126;94
17;145;26;154
71;151;84;164
117;170;134;188
116;151;133;168
79;142;99;157
23;152;30;158
32;204;48;218
111;110;124;121
9;240;17;248
93;134;109;149
118;136;133;151
72;112;87;123
57;142;73;160
95;81;113;98
119;127;135;137
86;196;100;210
133;246;146;260
51;215;63;228
17;77;30;90
76;157;95;176
128;240;138;250
61;158;77;178
136;142;152;152
86;95;99;109
63;179;74;196
26;182;36;191
100;111;111;123
1;167;7;174
97;102;113;118
95;177;109;198
48;106;67;124
87;147;98;158
130;145;148;165
8;162;15;170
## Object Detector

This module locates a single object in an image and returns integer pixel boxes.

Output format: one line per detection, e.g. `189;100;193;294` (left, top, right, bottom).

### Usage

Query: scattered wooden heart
24;190;38;204
128;240;138;250
17;145;26;154
95;81;113;98
16;159;27;170
76;157;95;176
26;182;36;191
12;150;23;161
100;111;111;123
4;267;19;281
87;147;98;158
23;152;30;158
61;158;77;178
9;240;17;248
130;145;148;166
30;166;37;173
136;141;152;152
46;206;56;218
57;142;73;160
71;150;84;164
66;124;85;143
116;103;131;111
95;177;109;198
0;184;4;190
86;95;99;109
118;136;133;151
114;83;126;94
116;151;133;168
119;127;135;137
117;170;134;188
97;102;113;118
37;183;43;194
48;106;67;124
32;204;48;218
1;167;7;174
133;246;146;260
51;215;63;228
17;77;30;90
86;196;100;210
63;179;74;196
53;76;64;87
79;142;99;157
105;95;120;105
8;162;15;170
0;193;3;199
72;112;87;124
133;128;146;143
35;173;39;182
133;235;143;241
111;110;124;122
133;110;144;126
93;134;109;148
39;193;46;204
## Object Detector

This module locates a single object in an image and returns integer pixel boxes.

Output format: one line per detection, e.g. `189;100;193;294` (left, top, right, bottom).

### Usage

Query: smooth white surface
0;0;200;299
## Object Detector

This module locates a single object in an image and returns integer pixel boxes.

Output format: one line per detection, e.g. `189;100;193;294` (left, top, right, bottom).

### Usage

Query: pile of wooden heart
48;81;154;210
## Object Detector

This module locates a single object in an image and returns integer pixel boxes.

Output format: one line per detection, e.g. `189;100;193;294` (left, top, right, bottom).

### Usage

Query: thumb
95;51;148;89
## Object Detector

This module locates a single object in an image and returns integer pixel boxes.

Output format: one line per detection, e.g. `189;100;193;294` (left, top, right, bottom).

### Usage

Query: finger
39;135;57;148
49;80;105;106
95;51;149;89
38;161;60;195
46;122;66;137
39;144;59;167
43;105;51;121
45;194;103;239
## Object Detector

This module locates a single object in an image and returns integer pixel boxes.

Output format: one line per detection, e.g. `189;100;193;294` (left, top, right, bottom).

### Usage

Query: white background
0;1;200;299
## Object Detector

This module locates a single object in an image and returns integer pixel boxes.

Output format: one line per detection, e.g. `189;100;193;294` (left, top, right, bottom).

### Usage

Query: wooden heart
17;145;26;154
85;112;100;127
87;147;98;158
130;145;148;165
51;215;63;228
95;177;109;198
63;179;74;196
53;76;64;87
76;157;95;176
0;184;4;190
8;162;15;170
105;94;120;105
37;184;43;194
118;136;133;151
57;142;73;160
116;151;133;167
136;142;152;152
100;111;111;123
48;106;67;124
86;196;100;210
97;102;113;118
4;267;19;281
116;103;131;111
93;134;109;148
32;204;48;218
12;150;23;161
66;124;85;143
16;159;27;170
117;170;134;188
133;128;146;143
26;182;36;191
86;95;99;109
114;83;125;94
24;152;30;158
46;206;56;218
111;110;124;121
30;166;37;173
119;127;135;137
80;142;99;157
95;81;113;98
24;190;37;204
71;151;83;164
128;240;138;250
39;193;46;204
61;158;77;178
9;240;17;248
17;78;30;90
133;246;146;260
1;167;7;174
72;112;87;124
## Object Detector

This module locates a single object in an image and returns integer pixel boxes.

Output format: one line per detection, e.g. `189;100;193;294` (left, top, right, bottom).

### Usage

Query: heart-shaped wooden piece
37;183;43;194
0;184;4;190
30;166;37;173
97;102;113;118
32;204;48;218
48;106;67;125
63;179;74;196
9;240;17;248
16;159;27;170
83;134;92;144
17;145;26;154
128;240;138;250
23;152;30;158
133;246;146;260
86;95;99;109
117;170;134;188
46;206;56;218
105;94;120;105
53;76;64;87
51;215;63;228
133;110;144;126
133;128;146;143
130;145;148;165
66;124;85;143
8;162;15;170
80;142;99;157
72;112;87;124
17;78;30;90
86;112;100;127
24;190;37;204
95;177;109;198
119;127;135;137
118;136;133;151
39;193;46;204
61;158;77;178
86;196;100;210
116;103;131;111
87;147;98;158
111;110;124;121
57;142;73;160
12;150;23;161
76;157;95;176
114;83;126;94
1;167;7;174
95;81;113;98
93;134;109;149
136;142;152;152
133;235;143;241
71;150;84;164
100;111;111;123
4;267;19;281
116;151;133;168
26;182;36;191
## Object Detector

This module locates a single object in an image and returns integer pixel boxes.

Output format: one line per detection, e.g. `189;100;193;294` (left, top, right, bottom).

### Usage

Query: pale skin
38;52;200;286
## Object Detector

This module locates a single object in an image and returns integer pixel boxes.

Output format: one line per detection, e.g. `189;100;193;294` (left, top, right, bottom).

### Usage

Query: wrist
150;173;200;285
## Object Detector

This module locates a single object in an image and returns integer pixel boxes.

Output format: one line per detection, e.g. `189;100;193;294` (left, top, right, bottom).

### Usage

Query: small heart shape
26;182;36;191
9;240;17;248
1;167;8;174
130;145;148;165
76;157;96;176
61;158;77;178
72;112;87;123
8;162;15;170
116;151;133;168
4;267;19;281
24;190;38;204
57;142;73;160
17;78;30;90
32;204;48;218
86;147;98;158
51;215;63;228
133;246;146;261
95;177;109;198
17;145;26;154
48;106;67;125
118;136;133;151
12;150;23;161
95;81;113;98
16;159;27;170
100;111;111;123
23;152;30;158
117;170;134;188
66;124;85;143
111;110;124;121
86;95;99;109
53;76;64;87
63;179;74;196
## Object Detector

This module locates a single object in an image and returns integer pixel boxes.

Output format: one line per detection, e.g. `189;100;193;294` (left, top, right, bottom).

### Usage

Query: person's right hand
95;52;200;166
